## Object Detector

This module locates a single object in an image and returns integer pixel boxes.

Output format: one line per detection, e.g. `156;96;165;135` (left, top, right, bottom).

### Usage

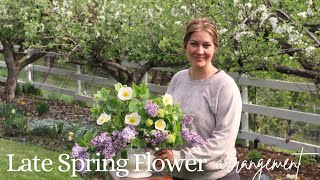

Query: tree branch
272;64;320;83
19;53;46;70
306;30;320;45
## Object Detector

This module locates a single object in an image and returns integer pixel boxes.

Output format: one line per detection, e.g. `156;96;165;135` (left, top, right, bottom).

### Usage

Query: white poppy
125;112;141;126
96;113;111;125
163;93;173;106
155;119;166;131
118;87;133;101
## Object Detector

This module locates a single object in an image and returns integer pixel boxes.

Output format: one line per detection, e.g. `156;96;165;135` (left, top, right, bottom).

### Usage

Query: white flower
257;5;267;12
219;28;228;34
11;109;16;114
117;87;133;101
245;3;252;9
95;31;101;38
305;46;315;57
97;113;111;125
125;112;141;126
297;12;307;18
233;0;239;6
269;17;278;28
307;8;313;16
155;119;166;131
163;93;173;106
175;21;181;25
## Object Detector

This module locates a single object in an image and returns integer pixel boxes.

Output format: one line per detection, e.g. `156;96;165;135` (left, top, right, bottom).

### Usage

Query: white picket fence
0;60;319;153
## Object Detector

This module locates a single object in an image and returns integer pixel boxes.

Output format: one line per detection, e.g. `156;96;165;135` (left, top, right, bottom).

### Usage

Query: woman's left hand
153;149;174;167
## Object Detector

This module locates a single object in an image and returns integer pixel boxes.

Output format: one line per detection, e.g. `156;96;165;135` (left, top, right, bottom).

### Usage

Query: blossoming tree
1;0;319;102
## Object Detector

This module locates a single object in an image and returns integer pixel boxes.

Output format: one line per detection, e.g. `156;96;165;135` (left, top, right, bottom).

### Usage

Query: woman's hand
153;149;174;167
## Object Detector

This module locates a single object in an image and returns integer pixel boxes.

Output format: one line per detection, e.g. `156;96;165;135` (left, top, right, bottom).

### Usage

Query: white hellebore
11;109;16;114
155;119;166;131
163;93;173;106
118;87;133;101
125;112;141;126
97;113;111;125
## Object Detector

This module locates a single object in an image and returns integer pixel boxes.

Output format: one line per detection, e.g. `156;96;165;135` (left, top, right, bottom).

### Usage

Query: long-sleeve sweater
166;69;242;180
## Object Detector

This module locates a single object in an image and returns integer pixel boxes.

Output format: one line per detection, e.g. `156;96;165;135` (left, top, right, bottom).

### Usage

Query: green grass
0;139;82;180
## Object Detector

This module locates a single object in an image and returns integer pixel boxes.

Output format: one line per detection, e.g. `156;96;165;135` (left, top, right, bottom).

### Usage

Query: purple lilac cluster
180;114;205;145
112;125;138;149
181;128;205;145
112;130;127;149
71;144;89;173
181;114;194;127
91;132;116;159
144;100;158;117
145;130;168;147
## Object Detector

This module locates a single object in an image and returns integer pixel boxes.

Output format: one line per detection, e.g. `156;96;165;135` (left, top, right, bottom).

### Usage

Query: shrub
28;119;74;137
36;102;50;116
0;103;28;136
29;125;59;138
15;83;23;96
248;150;263;163
22;82;42;96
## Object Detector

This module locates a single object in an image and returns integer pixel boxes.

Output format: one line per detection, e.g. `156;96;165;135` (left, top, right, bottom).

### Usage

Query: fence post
241;74;249;147
143;71;148;85
25;64;32;82
76;64;82;95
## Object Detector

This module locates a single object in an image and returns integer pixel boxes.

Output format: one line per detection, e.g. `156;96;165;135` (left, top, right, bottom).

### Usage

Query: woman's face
185;30;216;69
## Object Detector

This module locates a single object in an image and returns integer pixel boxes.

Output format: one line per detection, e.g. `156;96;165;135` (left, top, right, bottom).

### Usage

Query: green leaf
84;131;94;144
113;115;123;129
130;138;140;148
78;138;87;147
107;98;121;112
114;83;123;91
129;98;140;112
121;150;128;159
132;83;140;97
139;83;150;99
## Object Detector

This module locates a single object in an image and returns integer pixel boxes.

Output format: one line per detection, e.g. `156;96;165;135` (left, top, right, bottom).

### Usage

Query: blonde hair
183;18;219;49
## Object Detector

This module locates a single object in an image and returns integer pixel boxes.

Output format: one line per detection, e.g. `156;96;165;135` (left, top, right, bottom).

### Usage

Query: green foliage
28;119;74;138
89;83;185;149
248;150;263;163
0;103;28;136
35;101;50;116
296;154;318;166
22;82;42;96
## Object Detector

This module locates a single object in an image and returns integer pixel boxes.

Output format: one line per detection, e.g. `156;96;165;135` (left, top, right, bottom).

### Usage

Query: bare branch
275;9;290;20
306;30;320;45
273;64;320;83
19;53;46;70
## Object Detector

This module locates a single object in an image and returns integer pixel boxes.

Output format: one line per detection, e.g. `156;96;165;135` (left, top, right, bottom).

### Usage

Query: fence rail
0;60;319;153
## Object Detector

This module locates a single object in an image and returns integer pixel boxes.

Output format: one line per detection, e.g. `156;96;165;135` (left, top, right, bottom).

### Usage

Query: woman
154;18;242;180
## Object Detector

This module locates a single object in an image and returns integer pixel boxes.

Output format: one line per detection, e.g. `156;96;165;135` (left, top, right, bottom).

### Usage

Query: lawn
0;139;82;180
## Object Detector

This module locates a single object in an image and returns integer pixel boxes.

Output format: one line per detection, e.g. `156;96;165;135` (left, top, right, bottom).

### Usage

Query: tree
1;0;319;101
0;0;98;101
71;0;319;87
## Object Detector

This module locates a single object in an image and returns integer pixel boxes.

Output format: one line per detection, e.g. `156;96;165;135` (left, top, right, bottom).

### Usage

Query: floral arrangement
71;83;204;175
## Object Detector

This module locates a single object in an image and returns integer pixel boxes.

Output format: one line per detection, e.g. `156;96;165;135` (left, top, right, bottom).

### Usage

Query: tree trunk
3;65;20;101
1;41;20;102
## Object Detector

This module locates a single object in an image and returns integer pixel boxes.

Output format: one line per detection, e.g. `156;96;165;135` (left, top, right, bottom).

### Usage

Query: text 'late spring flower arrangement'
71;83;204;174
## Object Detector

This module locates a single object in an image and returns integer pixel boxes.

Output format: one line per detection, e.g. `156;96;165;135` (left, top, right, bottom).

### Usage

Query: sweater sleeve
173;80;242;163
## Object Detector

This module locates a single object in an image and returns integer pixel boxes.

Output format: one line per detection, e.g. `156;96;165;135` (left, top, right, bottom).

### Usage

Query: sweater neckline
187;68;223;84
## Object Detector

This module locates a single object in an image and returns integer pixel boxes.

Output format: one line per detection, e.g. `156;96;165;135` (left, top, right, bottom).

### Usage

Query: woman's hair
183;18;219;49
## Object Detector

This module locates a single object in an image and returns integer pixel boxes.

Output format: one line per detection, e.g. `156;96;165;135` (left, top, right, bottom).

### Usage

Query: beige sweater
166;69;242;180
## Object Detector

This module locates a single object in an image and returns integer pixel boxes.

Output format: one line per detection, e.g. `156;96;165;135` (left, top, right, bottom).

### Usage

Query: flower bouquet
72;83;204;178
